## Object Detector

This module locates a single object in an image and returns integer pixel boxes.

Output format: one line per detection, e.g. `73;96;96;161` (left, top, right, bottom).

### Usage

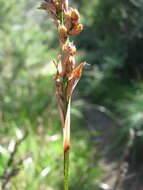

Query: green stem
59;11;64;25
64;149;69;190
63;79;69;190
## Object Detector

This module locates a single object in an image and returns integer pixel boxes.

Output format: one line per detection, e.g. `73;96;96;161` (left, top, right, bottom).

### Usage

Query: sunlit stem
59;7;70;190
59;11;64;25
64;149;69;190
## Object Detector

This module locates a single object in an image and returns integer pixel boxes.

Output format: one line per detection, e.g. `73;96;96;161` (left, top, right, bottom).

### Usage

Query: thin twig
0;130;29;190
7;130;28;167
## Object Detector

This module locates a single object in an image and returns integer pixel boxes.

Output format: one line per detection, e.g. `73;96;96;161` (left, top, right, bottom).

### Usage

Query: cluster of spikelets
40;0;83;40
40;0;86;152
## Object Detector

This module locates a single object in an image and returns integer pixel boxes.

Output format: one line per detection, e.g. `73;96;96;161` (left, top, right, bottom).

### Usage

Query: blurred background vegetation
0;0;143;189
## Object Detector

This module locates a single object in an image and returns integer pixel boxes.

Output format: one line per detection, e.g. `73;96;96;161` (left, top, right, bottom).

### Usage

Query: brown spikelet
68;23;83;36
71;9;80;22
59;25;68;44
66;62;85;102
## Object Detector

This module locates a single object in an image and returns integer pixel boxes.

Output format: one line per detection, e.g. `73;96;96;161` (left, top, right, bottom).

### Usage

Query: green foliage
76;0;143;169
117;84;143;166
0;115;102;189
0;0;103;189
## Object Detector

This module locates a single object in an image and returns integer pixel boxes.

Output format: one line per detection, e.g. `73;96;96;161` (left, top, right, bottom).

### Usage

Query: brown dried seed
53;0;61;10
71;9;80;22
68;45;76;55
62;42;76;56
69;23;83;36
59;25;67;35
59;25;68;43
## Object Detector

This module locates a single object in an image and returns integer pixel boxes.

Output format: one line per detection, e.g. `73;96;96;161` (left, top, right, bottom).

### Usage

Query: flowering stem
40;1;84;190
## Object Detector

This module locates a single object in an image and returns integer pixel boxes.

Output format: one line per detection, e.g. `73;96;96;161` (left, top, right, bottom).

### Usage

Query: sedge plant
40;1;86;189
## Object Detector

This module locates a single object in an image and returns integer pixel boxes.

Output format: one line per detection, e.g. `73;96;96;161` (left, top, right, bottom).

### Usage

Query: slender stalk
64;149;69;190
